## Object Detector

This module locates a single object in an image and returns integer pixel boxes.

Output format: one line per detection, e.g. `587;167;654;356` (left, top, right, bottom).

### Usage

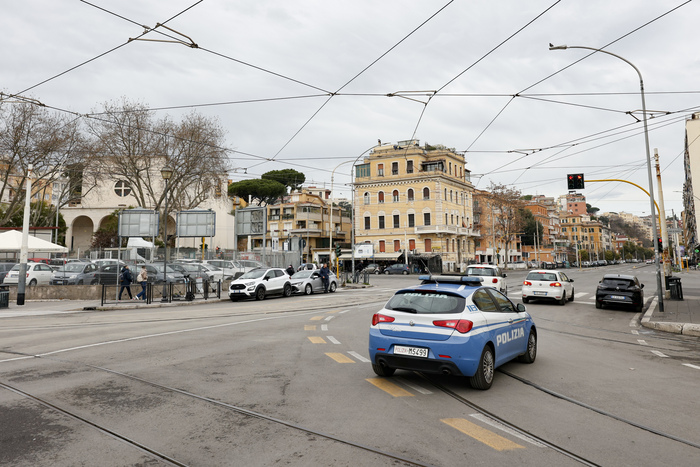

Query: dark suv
595;274;644;312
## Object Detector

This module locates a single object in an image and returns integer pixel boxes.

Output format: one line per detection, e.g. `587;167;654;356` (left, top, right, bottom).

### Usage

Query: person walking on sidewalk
319;262;330;293
136;266;148;301
118;265;134;300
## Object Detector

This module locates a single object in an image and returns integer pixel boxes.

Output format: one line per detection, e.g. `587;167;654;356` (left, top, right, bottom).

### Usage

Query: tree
485;182;525;268
85;98;230;237
261;169;305;193
519;208;543;247
586;203;600;217
90;210;120;249
228;179;286;206
0;101;92;228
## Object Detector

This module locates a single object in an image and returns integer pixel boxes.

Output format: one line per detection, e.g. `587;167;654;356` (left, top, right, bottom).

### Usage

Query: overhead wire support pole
549;44;664;312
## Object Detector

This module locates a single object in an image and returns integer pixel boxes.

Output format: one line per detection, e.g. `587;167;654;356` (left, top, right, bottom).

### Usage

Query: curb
640;297;700;336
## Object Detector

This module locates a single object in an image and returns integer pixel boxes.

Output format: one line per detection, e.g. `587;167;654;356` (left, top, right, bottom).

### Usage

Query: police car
369;275;537;390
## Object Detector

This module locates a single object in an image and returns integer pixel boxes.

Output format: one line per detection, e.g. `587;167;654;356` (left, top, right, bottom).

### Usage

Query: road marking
347;351;370;363
366;378;413;397
321;324;328;331
327;336;341;345
574;292;587;299
310;316;324;321
630;314;640;327
651;350;668;358
339;310;349;314
395;377;433;394
470;414;545;447
637;340;648;346
326;352;354;363
631;330;639;335
682;363;700;370
441;418;524;451
324;316;334;321
308;336;326;344
304;325;316;331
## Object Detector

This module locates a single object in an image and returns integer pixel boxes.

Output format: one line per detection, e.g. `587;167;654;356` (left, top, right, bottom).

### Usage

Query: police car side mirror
516;303;526;312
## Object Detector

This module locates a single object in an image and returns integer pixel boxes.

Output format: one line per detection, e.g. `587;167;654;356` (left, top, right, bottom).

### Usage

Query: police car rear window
385;291;465;314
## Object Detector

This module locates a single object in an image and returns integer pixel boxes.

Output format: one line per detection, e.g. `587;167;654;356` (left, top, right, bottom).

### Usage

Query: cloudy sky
2;0;698;220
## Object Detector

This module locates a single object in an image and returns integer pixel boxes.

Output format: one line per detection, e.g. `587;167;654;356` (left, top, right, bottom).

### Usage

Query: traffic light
567;173;585;190
657;237;663;252
335;244;342;257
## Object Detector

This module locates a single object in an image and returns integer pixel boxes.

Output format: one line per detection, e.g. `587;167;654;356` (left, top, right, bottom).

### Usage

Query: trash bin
668;276;683;300
0;285;9;308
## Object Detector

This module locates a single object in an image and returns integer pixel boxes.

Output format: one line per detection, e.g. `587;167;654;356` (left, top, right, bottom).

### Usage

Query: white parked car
522;270;574;305
3;263;54;286
197;263;234;283
228;267;292;301
204;260;244;279
464;265;507;294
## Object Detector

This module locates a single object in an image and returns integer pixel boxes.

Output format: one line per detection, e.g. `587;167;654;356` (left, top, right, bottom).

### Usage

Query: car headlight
69;274;77;279
244;281;255;287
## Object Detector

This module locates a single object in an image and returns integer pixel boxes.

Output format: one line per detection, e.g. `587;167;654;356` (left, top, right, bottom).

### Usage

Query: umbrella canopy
0;230;68;253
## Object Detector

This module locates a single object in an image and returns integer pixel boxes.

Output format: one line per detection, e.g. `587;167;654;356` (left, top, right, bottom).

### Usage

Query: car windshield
466;267;495;276
292;271;313;279
59;264;85;273
240;269;266;279
385;291;465;314
526;272;557;281
602;278;635;288
153;265;178;273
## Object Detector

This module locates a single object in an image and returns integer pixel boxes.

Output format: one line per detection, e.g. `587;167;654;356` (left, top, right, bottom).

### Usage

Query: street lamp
161;165;173;302
549;44;664;312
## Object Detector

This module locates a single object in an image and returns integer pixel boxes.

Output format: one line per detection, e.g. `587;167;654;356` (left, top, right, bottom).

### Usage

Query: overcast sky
2;0;698;219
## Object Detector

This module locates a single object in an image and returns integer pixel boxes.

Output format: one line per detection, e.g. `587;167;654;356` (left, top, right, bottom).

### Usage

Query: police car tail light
491;278;498;284
433;319;473;334
372;314;395;326
549;282;562;287
523;280;532;286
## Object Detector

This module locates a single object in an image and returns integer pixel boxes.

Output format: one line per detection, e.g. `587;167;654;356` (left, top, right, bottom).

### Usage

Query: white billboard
354;243;374;258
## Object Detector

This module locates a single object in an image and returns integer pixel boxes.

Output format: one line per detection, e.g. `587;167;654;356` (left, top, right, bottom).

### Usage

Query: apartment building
353;140;476;272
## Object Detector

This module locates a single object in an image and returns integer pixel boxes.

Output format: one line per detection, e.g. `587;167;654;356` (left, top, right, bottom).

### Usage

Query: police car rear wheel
372;362;395;377
518;331;537;364
469;346;494;390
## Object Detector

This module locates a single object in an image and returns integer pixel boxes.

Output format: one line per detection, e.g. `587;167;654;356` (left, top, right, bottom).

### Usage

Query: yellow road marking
308;336;326;344
304;325;317;331
366;378;413;397
441;418;524;451
326;309;340;314
326;352;355;363
310;316;324;321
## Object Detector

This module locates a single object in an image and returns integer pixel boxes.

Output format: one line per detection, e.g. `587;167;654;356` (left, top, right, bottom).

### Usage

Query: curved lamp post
161;165;173;302
549;44;664;311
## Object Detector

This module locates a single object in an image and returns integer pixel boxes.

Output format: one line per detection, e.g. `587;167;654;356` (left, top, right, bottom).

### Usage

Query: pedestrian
136;266;148;301
118;265;134;300
319;262;330;293
286;264;295;277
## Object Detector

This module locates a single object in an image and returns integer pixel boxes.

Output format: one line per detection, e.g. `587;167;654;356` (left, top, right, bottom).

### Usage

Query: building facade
354;140;477;272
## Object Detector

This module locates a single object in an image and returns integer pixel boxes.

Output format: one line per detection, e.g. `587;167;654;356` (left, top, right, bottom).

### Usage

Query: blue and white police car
369;275;537;390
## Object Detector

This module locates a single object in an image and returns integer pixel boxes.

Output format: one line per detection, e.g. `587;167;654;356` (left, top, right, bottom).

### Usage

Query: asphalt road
1;265;699;466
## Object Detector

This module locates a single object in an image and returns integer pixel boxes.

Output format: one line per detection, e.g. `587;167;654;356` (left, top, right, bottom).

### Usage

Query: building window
423;187;430;200
364;216;371;230
424;213;431;226
392;162;399;175
407;188;414;201
408;213;415;227
407;160;414;174
378;164;384;176
393;214;400;228
451;214;454;225
356;164;370;178
446;239;449;252
444;188;447;200
394;240;401;252
363;192;370;204
378;191;384;203
379;240;385;252
409;239;416;250
114;180;131;197
392;190;399;202
425;238;432;251
378;216;385;229
450;190;453;202
449;162;452;175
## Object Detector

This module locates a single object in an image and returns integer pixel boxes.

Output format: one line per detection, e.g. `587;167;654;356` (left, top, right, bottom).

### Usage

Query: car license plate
394;345;428;358
611;295;626;300
533;291;546;296
232;290;241;293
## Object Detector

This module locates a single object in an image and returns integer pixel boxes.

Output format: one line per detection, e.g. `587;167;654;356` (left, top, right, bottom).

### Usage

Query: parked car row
229;267;338;301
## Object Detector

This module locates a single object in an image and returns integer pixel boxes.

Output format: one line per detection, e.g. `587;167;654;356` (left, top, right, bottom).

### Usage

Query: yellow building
560;214;612;260
354;140;476;272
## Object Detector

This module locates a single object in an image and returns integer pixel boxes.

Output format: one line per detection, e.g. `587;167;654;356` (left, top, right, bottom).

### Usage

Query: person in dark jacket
119;265;134;300
286;265;295;277
319;263;330;293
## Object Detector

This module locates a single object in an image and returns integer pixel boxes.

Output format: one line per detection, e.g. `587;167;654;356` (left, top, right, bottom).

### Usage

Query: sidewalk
641;269;700;337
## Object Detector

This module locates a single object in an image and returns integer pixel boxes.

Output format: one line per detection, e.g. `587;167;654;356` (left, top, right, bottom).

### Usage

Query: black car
0;263;17;283
94;264;122;285
383;263;410;275
595;274;644;312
